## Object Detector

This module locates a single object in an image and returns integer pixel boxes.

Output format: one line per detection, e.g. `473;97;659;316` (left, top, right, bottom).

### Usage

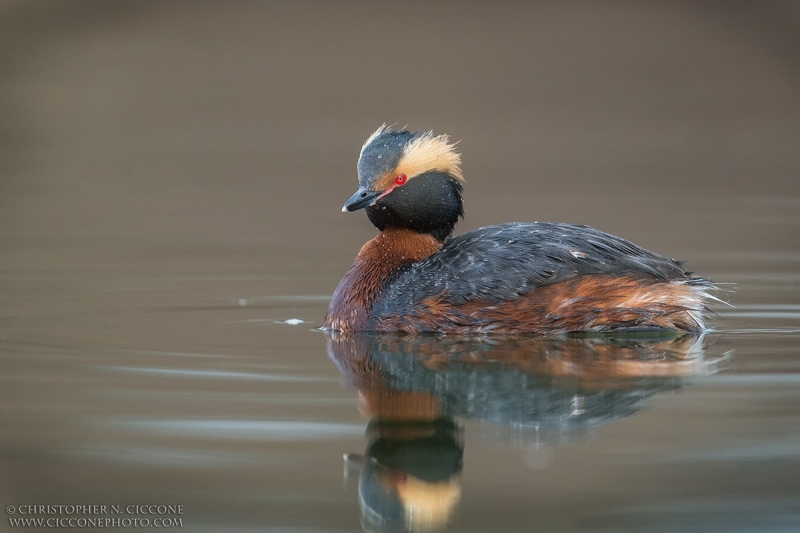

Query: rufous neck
325;228;442;332
357;227;443;265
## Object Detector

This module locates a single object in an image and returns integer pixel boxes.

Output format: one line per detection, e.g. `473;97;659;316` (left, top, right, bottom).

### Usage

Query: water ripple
92;366;333;382
102;419;364;440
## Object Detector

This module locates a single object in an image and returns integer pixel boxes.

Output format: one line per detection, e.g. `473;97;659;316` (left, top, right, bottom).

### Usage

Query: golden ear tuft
396;477;462;532
399;131;463;183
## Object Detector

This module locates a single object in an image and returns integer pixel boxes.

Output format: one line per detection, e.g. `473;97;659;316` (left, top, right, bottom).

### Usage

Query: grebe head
342;125;464;242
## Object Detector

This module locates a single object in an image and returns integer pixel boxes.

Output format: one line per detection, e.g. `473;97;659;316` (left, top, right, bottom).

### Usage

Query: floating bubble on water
278;318;307;325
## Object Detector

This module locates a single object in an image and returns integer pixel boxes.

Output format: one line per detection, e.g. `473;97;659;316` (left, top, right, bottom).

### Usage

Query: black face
366;172;464;242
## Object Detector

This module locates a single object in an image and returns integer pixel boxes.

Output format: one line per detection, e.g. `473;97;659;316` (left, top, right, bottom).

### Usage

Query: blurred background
2;1;799;285
2;1;800;532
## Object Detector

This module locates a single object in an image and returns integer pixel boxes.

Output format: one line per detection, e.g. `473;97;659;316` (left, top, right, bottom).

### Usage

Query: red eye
394;174;407;185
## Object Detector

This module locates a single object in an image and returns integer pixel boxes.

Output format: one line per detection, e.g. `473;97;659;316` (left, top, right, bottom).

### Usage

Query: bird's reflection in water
327;333;720;532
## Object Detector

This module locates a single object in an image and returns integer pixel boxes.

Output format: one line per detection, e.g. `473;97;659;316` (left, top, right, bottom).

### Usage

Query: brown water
2;2;800;532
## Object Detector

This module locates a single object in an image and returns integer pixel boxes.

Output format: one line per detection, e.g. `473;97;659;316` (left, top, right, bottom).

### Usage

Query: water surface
2;2;799;532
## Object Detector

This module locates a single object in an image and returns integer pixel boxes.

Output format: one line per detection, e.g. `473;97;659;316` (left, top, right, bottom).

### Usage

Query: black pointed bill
342;188;381;212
